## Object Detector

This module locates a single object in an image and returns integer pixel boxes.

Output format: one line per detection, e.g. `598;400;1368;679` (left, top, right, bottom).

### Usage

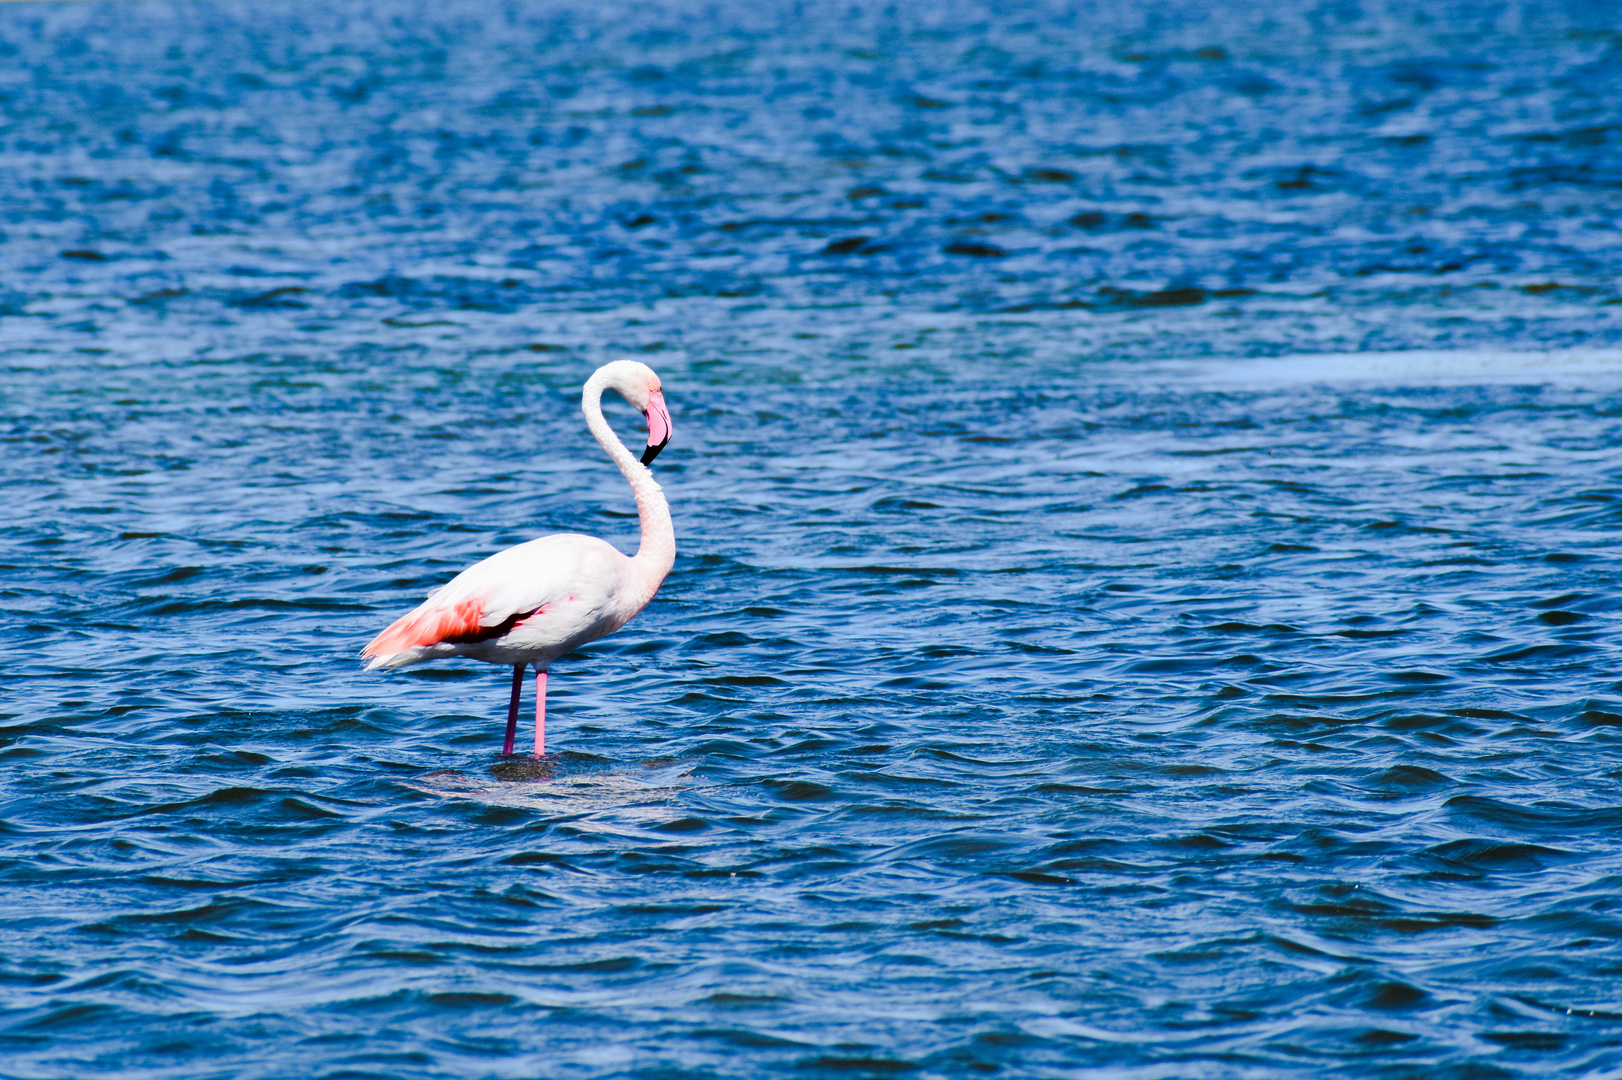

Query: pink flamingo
362;360;675;758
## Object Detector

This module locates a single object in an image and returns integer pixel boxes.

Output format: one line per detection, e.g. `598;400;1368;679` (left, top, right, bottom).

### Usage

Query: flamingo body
363;533;644;671
362;361;676;755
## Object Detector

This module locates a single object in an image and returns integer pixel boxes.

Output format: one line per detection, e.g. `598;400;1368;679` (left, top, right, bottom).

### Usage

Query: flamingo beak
641;389;672;465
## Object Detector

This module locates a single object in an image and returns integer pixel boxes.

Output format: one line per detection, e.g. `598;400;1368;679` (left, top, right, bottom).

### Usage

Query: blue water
6;1;1622;1076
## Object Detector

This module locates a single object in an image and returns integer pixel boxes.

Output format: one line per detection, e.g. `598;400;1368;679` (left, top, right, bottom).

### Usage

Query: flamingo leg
535;669;547;758
503;663;524;755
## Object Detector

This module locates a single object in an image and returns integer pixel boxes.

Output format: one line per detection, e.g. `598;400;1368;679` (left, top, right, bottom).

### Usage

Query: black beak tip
641;440;668;466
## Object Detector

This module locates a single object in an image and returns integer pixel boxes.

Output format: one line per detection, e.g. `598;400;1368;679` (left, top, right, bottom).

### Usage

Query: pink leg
534;669;547;758
503;664;523;755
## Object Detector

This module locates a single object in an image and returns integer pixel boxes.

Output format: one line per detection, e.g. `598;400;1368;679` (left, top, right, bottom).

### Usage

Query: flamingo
362;360;675;758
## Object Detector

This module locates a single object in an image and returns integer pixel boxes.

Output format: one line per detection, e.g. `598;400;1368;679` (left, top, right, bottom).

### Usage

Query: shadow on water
406;756;695;811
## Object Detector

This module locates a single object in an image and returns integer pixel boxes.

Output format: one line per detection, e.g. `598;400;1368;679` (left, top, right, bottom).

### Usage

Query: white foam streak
1173;347;1622;387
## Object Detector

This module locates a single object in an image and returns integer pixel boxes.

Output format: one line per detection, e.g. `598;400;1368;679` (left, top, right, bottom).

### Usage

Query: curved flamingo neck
581;372;675;605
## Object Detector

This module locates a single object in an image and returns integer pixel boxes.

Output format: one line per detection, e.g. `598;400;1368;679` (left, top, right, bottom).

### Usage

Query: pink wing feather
362;597;490;659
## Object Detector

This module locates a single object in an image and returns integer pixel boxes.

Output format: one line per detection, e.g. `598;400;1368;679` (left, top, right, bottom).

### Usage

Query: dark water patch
1363;981;1431;1012
1418;839;1575;873
1363;765;1456;794
1443;795;1622;833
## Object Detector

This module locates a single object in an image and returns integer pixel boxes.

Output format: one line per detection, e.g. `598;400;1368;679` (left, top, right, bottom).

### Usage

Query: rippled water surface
6;1;1622;1076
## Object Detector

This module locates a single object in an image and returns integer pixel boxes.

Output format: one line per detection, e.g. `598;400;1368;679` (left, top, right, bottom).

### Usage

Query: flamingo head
597;360;673;466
